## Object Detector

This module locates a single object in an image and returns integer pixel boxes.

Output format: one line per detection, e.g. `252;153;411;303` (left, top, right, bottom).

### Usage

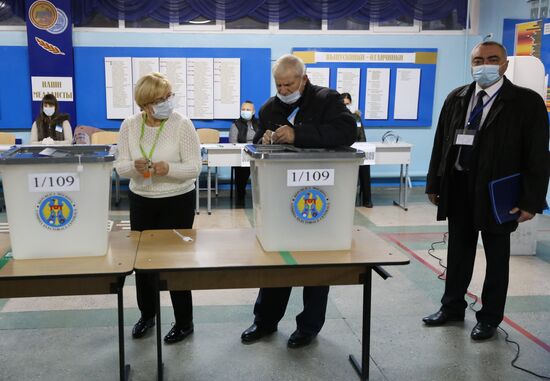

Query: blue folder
488;173;521;224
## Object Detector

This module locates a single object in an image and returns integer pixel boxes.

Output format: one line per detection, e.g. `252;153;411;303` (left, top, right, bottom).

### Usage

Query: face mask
471;64;501;87
152;96;175;120
43;106;55;117
346;104;354;112
276;78;303;104
241;110;253;120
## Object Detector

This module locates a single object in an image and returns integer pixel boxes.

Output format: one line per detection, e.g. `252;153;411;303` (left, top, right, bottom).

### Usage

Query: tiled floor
1;186;549;380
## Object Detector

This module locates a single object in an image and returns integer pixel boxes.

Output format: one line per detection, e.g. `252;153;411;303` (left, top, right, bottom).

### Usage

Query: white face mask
346;104;354;113
152;95;175;120
276;78;303;105
241;110;253;120
43;106;55;117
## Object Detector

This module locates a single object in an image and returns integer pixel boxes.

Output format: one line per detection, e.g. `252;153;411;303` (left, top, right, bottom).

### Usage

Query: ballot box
0;145;115;259
245;145;364;251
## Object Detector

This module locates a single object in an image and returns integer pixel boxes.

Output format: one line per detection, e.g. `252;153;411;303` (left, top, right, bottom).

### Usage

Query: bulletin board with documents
293;48;438;129
74;47;271;129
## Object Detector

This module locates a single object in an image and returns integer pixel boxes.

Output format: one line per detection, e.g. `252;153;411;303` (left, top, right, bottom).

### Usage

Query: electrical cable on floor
428;233;550;380
427;232;448;280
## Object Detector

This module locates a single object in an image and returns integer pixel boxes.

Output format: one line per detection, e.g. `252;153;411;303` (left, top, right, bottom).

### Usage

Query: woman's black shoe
164;323;194;344
132;317;155;338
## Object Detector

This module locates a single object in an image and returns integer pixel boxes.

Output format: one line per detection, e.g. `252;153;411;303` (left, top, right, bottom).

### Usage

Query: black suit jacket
253;81;356;148
426;77;549;233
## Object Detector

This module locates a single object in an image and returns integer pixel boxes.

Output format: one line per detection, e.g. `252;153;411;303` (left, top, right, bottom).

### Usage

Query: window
378;15;414;28
0;3;24;26
372;15;420;33
225;16;268;30
125;17;169;29
279;17;321;30
328;17;369;31
422;10;462;31
77;11;118;28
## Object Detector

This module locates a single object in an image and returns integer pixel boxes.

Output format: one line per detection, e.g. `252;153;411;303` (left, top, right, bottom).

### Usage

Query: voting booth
504;56;546;255
245;145;364;252
0;145;115;259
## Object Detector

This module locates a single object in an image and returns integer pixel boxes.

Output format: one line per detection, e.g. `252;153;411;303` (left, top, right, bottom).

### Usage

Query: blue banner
25;0;75;127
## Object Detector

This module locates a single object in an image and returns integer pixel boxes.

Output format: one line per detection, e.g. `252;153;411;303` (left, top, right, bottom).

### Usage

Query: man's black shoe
240;324;277;343
132;317;155;338
287;330;316;348
471;322;497;341
164;323;194;344
422;310;464;326
363;201;373;208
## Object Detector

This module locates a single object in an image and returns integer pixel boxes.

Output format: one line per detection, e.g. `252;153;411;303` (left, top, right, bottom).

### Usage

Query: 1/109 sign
287;169;334;186
28;173;80;192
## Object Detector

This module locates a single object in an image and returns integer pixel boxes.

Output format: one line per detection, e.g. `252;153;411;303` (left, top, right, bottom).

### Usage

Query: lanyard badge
139;116;166;185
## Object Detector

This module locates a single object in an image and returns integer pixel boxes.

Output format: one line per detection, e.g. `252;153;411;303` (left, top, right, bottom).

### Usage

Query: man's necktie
459;90;487;169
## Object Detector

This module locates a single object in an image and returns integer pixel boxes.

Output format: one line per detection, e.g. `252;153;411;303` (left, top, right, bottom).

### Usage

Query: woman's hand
152;161;169;176
134;159;148;175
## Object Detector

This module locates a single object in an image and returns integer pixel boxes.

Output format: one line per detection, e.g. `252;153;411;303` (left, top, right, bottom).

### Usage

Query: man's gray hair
472;41;508;58
272;54;306;78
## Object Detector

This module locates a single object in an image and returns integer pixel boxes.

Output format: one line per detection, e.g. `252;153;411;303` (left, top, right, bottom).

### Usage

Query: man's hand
272;125;295;144
427;193;439;206
134;159;149;175
152;161;169;176
261;130;275;145
509;207;535;223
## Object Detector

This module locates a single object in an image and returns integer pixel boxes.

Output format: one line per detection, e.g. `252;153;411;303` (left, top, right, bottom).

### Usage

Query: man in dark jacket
228;100;260;207
242;54;356;348
424;41;549;341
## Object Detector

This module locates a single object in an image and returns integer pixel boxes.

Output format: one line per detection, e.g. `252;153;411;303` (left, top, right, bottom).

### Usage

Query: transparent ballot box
0;145;115;259
245;145;364;251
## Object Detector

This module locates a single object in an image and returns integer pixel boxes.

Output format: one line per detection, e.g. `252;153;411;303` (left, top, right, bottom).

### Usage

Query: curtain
1;0;467;27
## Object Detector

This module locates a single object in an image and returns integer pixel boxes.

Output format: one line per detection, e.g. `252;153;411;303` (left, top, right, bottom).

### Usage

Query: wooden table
0;231;140;381
134;227;409;381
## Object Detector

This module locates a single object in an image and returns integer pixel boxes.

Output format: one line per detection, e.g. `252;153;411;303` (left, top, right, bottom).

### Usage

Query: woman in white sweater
30;94;73;145
115;72;202;344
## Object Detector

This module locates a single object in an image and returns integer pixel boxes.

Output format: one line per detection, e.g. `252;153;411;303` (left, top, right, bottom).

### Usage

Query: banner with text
26;0;75;126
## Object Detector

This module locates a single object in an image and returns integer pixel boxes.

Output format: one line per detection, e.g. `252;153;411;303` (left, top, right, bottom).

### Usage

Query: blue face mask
241;110;253;120
471;65;501;87
152;96;175;120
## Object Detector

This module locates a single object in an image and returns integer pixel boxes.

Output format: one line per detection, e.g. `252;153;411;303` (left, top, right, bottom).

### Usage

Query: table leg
349;269;372;380
207;167;212;215
155;274;164;381
116;279;131;381
392;164;408;211
195;176;200;215
230;167;234;199
404;164;409;209
215;167;219;197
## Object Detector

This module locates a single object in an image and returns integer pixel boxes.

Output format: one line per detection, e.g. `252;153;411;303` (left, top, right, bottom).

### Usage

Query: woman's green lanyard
139;115;167;181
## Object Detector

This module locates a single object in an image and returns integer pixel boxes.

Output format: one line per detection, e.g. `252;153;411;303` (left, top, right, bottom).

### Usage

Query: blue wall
0;0;533;180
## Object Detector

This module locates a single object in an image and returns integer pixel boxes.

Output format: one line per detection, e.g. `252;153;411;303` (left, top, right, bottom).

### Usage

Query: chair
74;125;103;145
196;128;220;144
196;129;220;214
0;132;16;145
91;131;119;145
91;131;121;206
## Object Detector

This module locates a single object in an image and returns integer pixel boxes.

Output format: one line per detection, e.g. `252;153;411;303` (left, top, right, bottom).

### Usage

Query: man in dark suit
241;54;356;348
424;41;549;340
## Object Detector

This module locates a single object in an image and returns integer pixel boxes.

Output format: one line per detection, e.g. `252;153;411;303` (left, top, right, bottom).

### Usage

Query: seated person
342;92;372;208
30;94;73;145
228;100;260;207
